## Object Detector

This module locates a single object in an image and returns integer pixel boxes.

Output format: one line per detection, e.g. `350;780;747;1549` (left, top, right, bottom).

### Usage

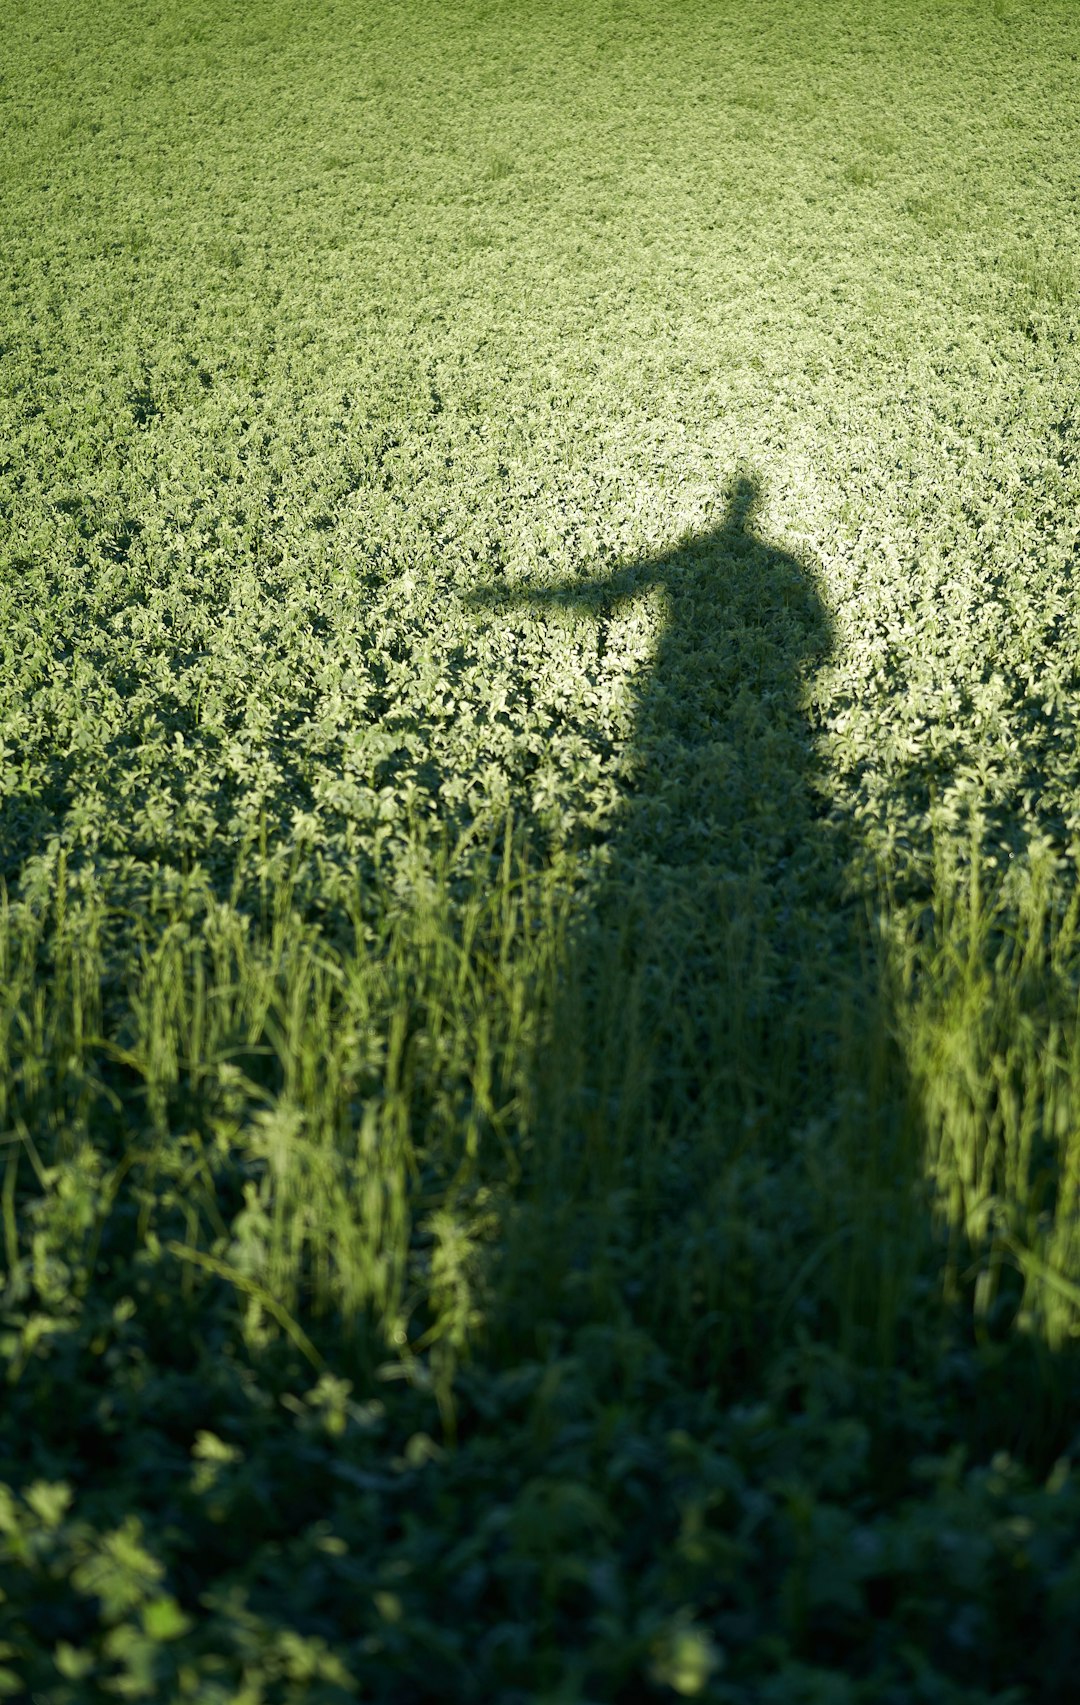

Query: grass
2;0;1080;1697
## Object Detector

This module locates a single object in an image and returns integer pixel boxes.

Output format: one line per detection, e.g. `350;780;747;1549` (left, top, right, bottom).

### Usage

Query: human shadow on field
443;468;1080;1702
466;473;932;1396
464;469;1078;1472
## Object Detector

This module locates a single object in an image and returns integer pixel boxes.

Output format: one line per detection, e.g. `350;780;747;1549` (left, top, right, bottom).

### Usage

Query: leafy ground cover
2;0;1080;1697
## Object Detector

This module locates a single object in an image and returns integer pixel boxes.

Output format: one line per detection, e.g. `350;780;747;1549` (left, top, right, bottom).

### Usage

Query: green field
3;0;1080;1697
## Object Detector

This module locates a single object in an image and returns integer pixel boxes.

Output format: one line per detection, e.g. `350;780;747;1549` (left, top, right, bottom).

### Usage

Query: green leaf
54;1641;95;1680
649;1623;724;1697
141;1596;193;1642
24;1480;72;1530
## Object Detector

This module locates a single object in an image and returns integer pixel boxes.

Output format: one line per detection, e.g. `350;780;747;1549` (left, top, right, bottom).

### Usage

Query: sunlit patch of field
2;1;1079;1697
